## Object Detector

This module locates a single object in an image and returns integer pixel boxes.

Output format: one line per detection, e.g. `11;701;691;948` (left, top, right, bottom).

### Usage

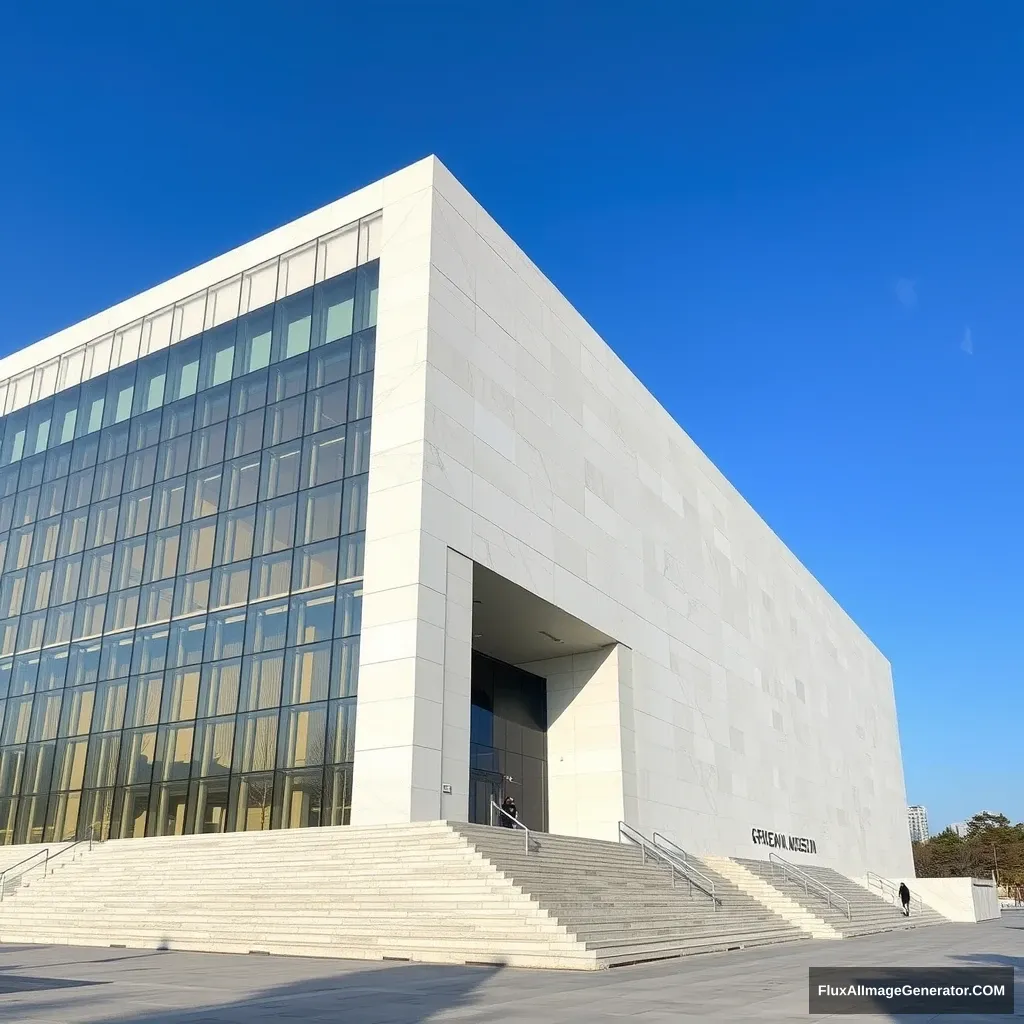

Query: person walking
499;795;518;828
898;882;911;917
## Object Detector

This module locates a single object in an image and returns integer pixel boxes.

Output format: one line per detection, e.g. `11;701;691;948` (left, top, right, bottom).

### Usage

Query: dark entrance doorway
469;653;547;831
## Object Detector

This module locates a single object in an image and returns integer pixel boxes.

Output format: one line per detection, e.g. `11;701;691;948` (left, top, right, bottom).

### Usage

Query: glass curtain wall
0;259;378;844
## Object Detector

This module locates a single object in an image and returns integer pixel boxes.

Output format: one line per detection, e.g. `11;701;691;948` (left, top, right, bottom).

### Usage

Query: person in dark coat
898;882;911;916
500;796;518;827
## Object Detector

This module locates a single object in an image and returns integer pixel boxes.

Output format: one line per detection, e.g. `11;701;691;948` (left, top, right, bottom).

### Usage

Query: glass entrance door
468;769;503;826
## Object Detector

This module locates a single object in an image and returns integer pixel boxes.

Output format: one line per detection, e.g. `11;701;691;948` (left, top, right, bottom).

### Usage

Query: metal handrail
0;848;50;900
652;832;720;910
618;821;698;898
490;800;530;854
865;870;924;914
768;852;852;919
0;826;99;903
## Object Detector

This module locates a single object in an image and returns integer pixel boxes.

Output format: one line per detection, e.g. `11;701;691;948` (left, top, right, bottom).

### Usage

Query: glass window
328;698;357;762
180;520;215;573
330;638;359;698
60;685;96;737
43;445;72;483
162;667;200;722
341;475;368;534
26;399;54;457
255;495;296;555
84;728;122;787
152;476;186;529
81;546;113;598
103;367;136;427
167;620;206;669
300;482;343;544
231;772;275;833
289;591;335;646
66;468;94;510
57;509;88;555
118;488;153;539
173;570;210;618
270;356;307;403
99;421;130;462
133;351;168;416
53;391;80;447
43;603;74;647
335;582;362;638
16;610;46;653
129;409;162;451
200;325;236;390
167;336;201;402
94;680;127;735
39;478;67;519
221;455;260;510
345;419;371;477
161;397;195;441
305;381;347;434
156;436;191;481
246;599;288;653
213;507;255;565
239;652;283;711
349;371;374;421
292;539;338;592
193;717;234;778
72;596;106;639
87;498;119;547
354;261;379;332
205;609;246;662
14;488;39;528
303;427;346;488
273;291;313;362
309;337;351;388
352;328;375;375
259;441;302;501
187;467;222;519
145;527;180;582
198;384;231;427
133;625;170;675
138;582;174;627
38;647;70;691
77;380;105;437
2;695;32;744
312;272;355;348
0;571;26;618
11;652;39;696
70;433;99;471
190;422;226;471
234;710;278;772
92;458;125;502
230;368;268;416
124;447;157;491
264;396;305;448
30;516;60;564
211;563;249;609
226;410;264;458
154;723;194;782
199;660;240;718
125;675;162;729
283;642;330;705
118;729;156;782
100;634;134;681
106;588;140;633
112;538;146;590
277;704;327;769
236;308;274;376
67;640;102;688
24;564;53;612
250;552;291;601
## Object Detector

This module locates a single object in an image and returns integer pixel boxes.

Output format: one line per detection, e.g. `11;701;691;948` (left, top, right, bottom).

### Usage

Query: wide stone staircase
732;858;947;936
0;821;816;970
454;823;808;966
0;822;597;970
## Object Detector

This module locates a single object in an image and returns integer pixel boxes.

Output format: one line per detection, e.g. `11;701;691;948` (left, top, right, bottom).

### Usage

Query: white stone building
0;156;914;881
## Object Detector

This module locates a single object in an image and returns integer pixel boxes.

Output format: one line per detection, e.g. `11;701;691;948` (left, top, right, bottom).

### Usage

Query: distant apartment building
908;806;929;842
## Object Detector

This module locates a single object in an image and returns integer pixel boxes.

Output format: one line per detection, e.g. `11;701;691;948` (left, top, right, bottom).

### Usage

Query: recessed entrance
469;653;547;831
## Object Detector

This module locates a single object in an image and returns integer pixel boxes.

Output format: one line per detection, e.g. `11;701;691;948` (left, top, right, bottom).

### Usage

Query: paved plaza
0;915;1019;1023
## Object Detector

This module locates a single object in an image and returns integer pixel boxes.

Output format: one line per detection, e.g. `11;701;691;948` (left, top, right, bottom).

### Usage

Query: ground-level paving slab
0;914;1020;1023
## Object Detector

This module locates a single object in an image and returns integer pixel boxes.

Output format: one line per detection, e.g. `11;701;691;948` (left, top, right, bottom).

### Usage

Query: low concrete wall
914;877;1001;922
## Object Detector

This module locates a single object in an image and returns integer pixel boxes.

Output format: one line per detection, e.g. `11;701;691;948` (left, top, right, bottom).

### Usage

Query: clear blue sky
2;4;1020;832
